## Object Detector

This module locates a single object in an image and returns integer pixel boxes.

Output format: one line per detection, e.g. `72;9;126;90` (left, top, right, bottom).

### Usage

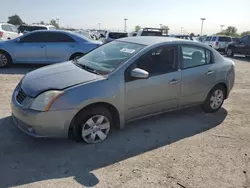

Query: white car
21;24;56;35
0;23;20;40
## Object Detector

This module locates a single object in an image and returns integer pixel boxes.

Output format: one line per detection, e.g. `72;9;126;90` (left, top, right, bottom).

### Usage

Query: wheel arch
68;102;120;138
212;82;228;99
0;49;13;64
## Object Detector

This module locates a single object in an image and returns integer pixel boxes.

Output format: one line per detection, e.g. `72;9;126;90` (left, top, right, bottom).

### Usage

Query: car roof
118;36;185;46
118;36;212;49
26;30;70;34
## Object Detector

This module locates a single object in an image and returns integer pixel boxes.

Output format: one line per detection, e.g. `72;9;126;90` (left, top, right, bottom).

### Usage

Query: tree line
6;14;60;29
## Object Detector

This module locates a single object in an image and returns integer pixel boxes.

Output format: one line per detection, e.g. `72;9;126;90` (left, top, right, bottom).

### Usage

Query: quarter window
181;45;212;69
133;46;177;77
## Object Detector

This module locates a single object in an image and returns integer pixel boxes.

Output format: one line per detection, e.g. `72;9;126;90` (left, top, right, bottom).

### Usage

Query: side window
133;46;177;77
47;33;75;42
1;25;11;32
205;37;211;41
20;32;47;43
212;37;217;41
181;45;211;69
240;36;249;43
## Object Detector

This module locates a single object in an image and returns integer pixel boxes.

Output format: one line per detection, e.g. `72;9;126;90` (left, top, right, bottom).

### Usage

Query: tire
203;85;226;113
69;53;84;61
226;48;234;57
73;106;113;144
0;51;12;68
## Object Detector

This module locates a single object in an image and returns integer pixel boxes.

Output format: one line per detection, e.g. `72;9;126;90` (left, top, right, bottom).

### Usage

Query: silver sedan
11;37;235;144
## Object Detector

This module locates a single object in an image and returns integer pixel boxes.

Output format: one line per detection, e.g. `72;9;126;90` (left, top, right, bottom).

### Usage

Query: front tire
203;85;225;113
226;48;234;57
73;106;113;144
0;51;12;68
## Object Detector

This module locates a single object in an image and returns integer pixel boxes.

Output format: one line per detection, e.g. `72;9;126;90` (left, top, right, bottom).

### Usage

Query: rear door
179;45;216;107
235;36;249;54
44;32;77;63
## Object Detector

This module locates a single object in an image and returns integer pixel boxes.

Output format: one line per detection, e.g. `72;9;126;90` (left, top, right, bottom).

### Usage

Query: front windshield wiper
72;60;100;75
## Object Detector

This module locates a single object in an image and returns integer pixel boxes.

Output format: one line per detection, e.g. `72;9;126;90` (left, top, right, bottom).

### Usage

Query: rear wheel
203;85;225;113
226;48;234;57
0;51;11;68
73;106;113;144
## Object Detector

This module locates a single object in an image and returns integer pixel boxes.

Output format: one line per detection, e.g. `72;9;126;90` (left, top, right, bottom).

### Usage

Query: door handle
169;79;179;85
206;70;214;75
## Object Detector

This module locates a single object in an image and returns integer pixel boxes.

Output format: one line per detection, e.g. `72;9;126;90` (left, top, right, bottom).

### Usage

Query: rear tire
203;85;226;113
0;51;12;68
73;106;113;144
226;48;234;57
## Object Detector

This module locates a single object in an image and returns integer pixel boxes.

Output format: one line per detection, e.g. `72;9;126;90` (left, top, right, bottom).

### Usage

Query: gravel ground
0;57;250;188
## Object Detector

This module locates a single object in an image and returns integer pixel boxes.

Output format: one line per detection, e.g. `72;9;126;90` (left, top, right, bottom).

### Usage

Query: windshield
75;41;145;75
25;26;47;31
141;31;162;36
73;32;92;41
108;32;128;39
218;37;232;42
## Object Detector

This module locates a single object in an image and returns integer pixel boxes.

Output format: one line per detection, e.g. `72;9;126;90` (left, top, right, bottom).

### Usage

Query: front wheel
73;107;113;144
226;48;234;57
203;85;225;113
0;51;11;68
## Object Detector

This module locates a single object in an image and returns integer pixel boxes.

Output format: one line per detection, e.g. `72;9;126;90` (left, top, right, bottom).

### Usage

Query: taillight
216;41;219;46
0;31;3;38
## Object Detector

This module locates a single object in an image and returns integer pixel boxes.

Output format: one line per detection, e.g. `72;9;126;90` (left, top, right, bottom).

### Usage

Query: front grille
16;88;27;104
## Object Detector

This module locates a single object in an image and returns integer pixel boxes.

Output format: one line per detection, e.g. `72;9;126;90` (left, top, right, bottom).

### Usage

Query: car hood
21;61;103;97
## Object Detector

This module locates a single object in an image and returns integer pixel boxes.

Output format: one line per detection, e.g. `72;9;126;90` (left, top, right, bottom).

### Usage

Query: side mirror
130;68;149;79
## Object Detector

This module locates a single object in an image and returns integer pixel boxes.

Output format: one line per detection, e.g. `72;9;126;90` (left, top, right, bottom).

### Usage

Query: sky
1;0;250;35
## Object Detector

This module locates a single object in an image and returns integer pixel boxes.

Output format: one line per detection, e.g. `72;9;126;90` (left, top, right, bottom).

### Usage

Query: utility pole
200;18;206;35
159;24;162;28
56;18;59;26
220;25;224;31
181;27;183;35
98;23;101;30
124;18;128;32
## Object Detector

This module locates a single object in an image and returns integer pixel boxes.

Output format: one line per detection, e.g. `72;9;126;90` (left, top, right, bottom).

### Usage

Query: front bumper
11;89;79;138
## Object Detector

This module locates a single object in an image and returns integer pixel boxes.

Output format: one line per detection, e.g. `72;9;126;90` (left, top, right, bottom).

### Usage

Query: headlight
30;90;64;111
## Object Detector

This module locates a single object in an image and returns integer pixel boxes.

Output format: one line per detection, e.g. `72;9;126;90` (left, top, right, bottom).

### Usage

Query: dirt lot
0;57;250;188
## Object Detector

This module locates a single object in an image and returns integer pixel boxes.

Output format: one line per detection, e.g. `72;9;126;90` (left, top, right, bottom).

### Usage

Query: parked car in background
19;24;56;35
11;37;235;143
104;31;128;43
137;28;163;36
129;32;138;36
226;35;250;57
203;36;212;45
0;30;102;68
209;36;232;53
0;23;20;40
232;37;240;42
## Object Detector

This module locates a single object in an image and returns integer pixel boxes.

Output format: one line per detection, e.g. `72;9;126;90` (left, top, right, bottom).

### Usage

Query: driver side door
13;32;47;64
124;45;181;121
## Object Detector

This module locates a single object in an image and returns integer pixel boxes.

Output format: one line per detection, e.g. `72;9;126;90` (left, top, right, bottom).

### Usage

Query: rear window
205;37;212;41
108;32;128;39
218;37;232;42
212;37;217;41
25;26;47;31
141;31;162;36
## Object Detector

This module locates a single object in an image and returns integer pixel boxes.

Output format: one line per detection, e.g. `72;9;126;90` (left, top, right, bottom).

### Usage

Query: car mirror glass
130;68;149;79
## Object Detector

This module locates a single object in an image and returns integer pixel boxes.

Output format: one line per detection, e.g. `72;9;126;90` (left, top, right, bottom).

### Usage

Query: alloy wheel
210;89;224;110
227;49;232;57
0;54;8;67
81;115;110;143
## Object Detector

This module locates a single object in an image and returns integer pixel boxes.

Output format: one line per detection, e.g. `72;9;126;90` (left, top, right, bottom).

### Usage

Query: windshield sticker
120;48;136;54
